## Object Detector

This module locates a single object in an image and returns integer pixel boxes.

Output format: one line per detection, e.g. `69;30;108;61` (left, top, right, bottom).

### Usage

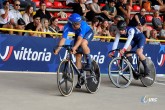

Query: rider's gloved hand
54;47;61;55
108;51;115;58
119;48;126;56
71;46;77;54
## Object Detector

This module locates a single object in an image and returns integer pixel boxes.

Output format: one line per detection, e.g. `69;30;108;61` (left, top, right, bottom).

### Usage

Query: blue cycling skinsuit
112;27;146;50
63;20;94;53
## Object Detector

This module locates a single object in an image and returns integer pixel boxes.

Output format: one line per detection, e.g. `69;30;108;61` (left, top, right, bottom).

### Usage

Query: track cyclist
54;13;94;88
108;20;150;78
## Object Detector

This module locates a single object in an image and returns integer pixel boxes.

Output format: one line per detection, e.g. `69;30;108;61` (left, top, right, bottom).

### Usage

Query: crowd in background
0;0;165;44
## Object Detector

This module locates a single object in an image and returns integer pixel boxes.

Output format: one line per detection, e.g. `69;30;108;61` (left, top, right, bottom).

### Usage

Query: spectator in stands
67;0;90;20
115;0;131;24
90;17;100;41
101;0;117;21
86;0;111;21
22;5;33;25
48;17;60;38
149;29;160;45
0;0;14;34
24;14;44;37
109;15;121;37
16;0;36;11
128;8;150;38
41;18;50;38
97;19;111;42
159;22;165;40
90;17;100;35
10;0;25;36
35;1;51;21
152;10;162;31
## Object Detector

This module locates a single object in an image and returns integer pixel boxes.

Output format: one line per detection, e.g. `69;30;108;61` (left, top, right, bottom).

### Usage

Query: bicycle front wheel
108;57;133;88
57;60;74;96
85;60;101;93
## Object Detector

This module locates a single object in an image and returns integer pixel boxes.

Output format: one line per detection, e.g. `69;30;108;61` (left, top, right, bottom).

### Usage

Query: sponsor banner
0;34;165;74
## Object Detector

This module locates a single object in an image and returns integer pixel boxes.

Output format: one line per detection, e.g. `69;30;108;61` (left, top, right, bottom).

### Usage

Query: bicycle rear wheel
85;60;101;93
57;60;74;96
139;57;156;87
108;57;133;88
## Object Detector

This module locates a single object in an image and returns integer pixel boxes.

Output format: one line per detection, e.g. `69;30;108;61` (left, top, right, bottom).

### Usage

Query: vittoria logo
157;45;165;66
0;46;13;61
0;46;52;62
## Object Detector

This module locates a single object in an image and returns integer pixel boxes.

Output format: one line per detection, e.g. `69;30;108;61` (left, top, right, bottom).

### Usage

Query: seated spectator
159;22;165;40
15;0;36;11
48;17;61;38
10;0;25;36
149;29;160;45
24;14;44;37
22;5;33;25
90;17;100;40
35;1;51;21
152;10;162;31
86;0;111;21
66;0;90;20
109;15;121;37
128;8;150;38
101;0;117;21
97;19;111;42
115;0;131;24
41;18;50;38
0;0;14;34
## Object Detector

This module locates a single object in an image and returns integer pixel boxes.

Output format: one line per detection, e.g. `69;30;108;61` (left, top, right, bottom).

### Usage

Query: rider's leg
126;45;133;64
136;48;150;75
75;54;83;88
81;39;92;70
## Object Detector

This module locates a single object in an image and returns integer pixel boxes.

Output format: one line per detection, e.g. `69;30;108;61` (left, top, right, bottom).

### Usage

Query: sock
127;56;133;65
86;54;92;65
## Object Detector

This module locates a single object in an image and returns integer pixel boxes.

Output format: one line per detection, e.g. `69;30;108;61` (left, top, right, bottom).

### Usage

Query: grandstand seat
58;24;64;31
145;15;153;22
35;1;40;7
53;1;63;8
46;2;53;8
146;25;153;30
132;5;141;11
100;3;106;8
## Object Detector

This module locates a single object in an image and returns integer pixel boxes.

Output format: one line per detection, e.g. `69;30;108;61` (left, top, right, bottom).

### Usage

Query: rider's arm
73;36;83;49
112;32;120;50
123;28;135;50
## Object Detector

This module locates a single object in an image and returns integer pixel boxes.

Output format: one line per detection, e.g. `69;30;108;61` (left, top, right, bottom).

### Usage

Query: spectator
152;10;162;31
90;17;100;41
35;1;51;21
97;19;111;42
22;5;33;25
109;15;121;37
115;0;131;24
48;17;60;38
128;8;150;38
159;22;165;40
15;0;36;11
41;18;50;38
24;14;44;37
67;0;90;20
86;0;111;21
149;29;160;45
10;0;25;36
0;0;14;34
101;0;117;21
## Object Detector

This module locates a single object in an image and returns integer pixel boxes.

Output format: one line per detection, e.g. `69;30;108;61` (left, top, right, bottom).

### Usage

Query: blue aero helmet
68;13;82;25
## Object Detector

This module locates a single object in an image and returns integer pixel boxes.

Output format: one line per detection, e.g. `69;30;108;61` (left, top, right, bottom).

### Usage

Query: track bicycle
108;49;156;88
55;45;101;96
